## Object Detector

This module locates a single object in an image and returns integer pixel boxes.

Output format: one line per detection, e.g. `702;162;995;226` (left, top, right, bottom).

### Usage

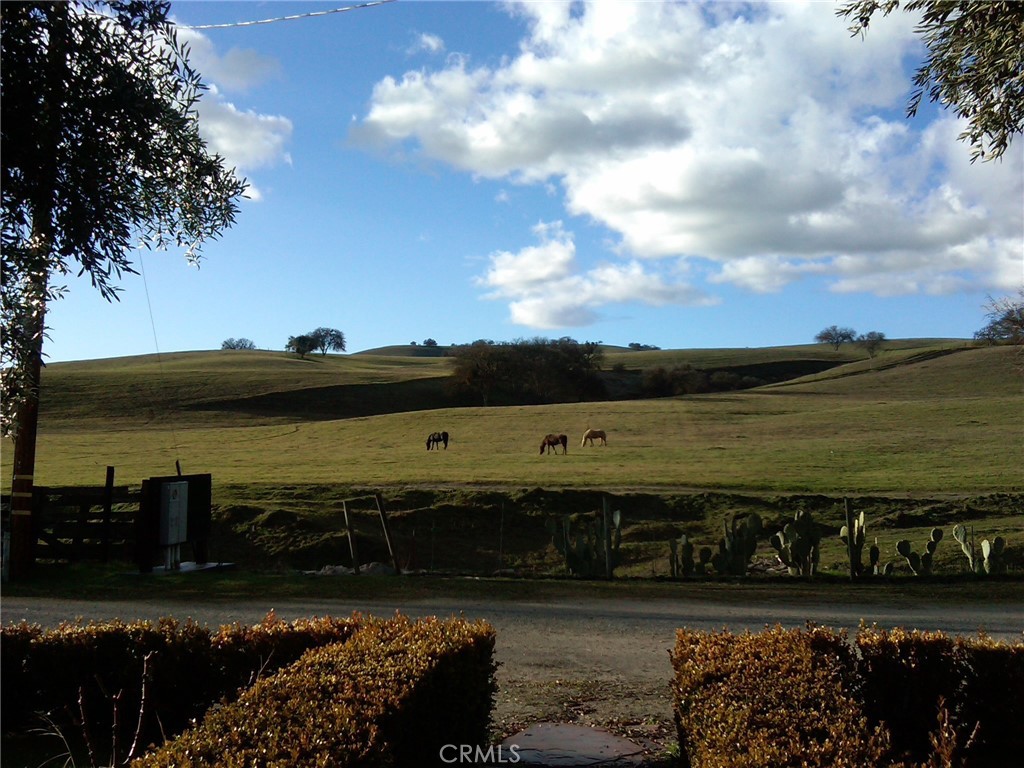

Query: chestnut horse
581;428;607;447
540;433;568;455
426;431;449;450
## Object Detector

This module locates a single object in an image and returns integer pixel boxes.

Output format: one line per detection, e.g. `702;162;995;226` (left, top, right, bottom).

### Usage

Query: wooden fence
2;468;142;564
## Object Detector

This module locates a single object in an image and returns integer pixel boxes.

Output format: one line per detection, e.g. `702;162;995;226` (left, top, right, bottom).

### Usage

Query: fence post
102;466;115;563
342;501;360;575
497;502;504;571
844;498;855;581
603;496;613;580
374;493;401;575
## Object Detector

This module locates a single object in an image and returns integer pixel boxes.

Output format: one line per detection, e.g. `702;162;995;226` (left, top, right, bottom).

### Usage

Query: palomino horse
540;433;568;455
426;431;449;450
581;428;607;447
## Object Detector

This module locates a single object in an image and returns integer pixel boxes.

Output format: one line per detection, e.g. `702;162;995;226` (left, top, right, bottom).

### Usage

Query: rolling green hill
3;340;1021;575
4;339;1019;494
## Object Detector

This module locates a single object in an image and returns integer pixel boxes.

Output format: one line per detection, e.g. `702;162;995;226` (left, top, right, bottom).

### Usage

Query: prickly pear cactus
869;537;881;575
982;536;1007;575
696;546;713;576
710;513;761;576
670;534;696;578
549;508;622;578
770;508;821;577
839;506;868;577
953;523;984;574
896;528;943;575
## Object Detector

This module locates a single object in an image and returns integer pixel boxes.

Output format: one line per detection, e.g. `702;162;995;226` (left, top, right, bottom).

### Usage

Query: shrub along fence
672;625;1024;768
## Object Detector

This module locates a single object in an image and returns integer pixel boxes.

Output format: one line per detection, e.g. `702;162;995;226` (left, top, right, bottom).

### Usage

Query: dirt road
3;594;1022;758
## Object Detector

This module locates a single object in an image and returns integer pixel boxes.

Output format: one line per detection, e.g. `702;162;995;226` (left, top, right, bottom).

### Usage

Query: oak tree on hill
222;338;257;350
286;334;317;359
310;327;346;356
448;337;604;406
815;326;858;350
857;331;887;358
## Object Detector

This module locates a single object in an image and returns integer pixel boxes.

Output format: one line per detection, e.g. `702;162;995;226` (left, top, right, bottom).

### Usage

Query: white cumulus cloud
175;26;294;198
478;221;714;328
355;0;1023;324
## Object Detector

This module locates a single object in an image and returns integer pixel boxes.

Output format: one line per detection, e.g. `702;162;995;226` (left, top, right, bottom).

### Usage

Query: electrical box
159;481;189;546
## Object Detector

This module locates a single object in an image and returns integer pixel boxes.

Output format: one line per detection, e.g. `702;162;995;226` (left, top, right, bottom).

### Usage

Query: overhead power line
178;0;396;30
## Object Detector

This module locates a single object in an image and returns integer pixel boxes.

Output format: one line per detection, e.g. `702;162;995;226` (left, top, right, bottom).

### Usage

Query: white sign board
159;481;189;546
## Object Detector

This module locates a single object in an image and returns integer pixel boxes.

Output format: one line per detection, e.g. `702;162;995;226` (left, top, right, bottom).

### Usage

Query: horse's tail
560;434;568;454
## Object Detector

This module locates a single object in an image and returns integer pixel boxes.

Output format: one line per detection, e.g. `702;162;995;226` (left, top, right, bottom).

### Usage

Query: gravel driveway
3;594;1022;759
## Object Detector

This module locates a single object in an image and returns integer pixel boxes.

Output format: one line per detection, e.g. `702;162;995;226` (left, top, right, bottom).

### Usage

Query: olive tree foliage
837;0;1024;162
448;337;604;406
815;325;858;350
1;1;247;436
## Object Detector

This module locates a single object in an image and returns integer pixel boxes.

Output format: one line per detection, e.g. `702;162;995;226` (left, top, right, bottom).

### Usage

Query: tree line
286;328;346;358
447;337;605;406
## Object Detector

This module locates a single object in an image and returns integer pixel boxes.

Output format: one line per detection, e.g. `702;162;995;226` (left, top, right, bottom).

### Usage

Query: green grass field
9;340;1019;494
3;339;1021;578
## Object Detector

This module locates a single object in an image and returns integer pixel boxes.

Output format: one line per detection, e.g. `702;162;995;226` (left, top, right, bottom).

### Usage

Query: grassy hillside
3;340;1021;576
4;340;1019;495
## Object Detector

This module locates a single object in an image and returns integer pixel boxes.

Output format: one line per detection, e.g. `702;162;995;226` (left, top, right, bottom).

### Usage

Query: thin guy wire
177;0;396;30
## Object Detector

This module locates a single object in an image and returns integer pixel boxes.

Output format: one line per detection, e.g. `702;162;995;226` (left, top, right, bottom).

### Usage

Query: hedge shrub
672;624;891;768
132;615;497;767
673;624;1024;768
1;611;360;760
857;625;1024;765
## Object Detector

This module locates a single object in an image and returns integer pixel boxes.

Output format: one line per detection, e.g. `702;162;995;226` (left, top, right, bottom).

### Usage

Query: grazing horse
581;428;607;447
540;433;568;455
426;431;449;450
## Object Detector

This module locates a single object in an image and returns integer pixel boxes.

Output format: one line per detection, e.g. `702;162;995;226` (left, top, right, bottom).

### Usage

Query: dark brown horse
426;431;449;450
540;433;568;455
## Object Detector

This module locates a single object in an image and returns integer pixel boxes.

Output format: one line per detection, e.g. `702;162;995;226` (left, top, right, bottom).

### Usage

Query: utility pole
7;3;66;579
8;274;47;579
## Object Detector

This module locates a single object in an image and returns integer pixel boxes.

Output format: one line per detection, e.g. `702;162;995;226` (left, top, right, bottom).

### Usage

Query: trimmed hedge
131;615;497;767
1;611;360;756
857;626;1024;765
672;625;1024;768
672;625;890;768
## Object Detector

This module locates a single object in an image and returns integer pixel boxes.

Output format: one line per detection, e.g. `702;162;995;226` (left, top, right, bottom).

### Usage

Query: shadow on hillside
189;359;852;422
190;378;476;421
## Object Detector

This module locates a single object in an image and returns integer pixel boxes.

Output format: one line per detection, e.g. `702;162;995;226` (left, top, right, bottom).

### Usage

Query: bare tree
974;288;1024;346
222;338;256;350
857;331;887;358
815;326;858;351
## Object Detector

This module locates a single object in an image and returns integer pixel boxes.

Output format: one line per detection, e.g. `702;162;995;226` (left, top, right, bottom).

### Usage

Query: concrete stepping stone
488;722;646;766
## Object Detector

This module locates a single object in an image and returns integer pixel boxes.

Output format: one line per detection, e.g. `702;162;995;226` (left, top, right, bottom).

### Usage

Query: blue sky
43;1;1023;362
